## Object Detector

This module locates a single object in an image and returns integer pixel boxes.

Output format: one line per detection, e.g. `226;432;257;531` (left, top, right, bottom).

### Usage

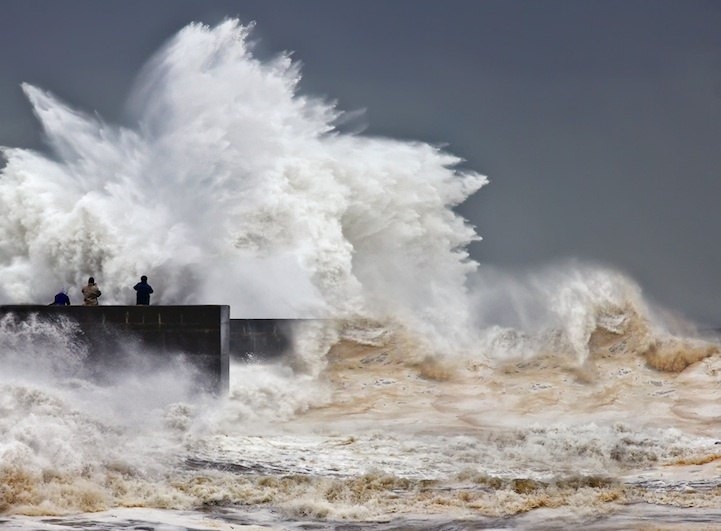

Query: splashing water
2;18;721;529
1;18;687;366
0;16;715;404
0;19;485;348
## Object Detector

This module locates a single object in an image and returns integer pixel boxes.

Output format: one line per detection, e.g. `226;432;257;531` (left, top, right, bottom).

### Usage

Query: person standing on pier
50;289;70;306
81;277;102;306
133;275;154;305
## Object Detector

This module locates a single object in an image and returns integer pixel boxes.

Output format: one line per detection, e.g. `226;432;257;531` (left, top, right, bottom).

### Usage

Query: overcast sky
2;0;721;325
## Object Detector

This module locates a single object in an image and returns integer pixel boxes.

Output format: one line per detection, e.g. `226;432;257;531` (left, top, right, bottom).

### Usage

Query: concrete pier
0;305;230;394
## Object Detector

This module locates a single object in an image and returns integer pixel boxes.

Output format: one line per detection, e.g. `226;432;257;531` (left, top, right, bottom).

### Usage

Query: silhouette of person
133;275;154;305
82;277;102;306
50;290;70;306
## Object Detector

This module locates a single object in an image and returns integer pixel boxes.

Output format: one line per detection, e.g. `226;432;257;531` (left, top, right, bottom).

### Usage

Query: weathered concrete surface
229;319;294;360
0;305;229;394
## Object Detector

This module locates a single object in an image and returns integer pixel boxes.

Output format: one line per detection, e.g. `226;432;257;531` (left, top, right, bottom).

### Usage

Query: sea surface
1;317;721;530
1;18;721;531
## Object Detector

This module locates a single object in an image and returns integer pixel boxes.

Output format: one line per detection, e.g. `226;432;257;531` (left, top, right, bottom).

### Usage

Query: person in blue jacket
133;275;154;305
50;289;70;305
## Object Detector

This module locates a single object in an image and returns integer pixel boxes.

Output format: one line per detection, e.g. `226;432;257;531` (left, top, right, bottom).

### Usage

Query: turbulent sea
2;19;721;531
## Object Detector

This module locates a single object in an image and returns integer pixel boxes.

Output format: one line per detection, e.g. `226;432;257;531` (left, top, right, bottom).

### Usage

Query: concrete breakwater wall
0;306;315;394
0;305;230;394
229;319;294;360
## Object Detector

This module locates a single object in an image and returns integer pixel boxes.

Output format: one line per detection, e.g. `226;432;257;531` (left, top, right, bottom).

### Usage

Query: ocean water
1;19;721;530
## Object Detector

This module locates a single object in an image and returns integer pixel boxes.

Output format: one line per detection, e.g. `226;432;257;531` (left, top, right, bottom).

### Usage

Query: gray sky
2;0;721;325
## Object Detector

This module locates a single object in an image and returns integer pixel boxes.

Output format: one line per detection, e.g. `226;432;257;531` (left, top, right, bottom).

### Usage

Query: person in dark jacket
133;275;154;305
50;290;70;306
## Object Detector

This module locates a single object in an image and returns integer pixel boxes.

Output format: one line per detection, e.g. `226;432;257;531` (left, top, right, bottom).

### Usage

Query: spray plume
0;20;486;352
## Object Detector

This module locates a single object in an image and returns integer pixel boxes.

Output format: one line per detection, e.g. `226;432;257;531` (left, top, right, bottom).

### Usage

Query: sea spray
0;20;487;362
0;313;87;379
1;18;713;374
0;16;715;385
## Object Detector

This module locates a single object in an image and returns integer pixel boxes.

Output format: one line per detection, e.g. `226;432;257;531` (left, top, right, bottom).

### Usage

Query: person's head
141;275;147;282
88;277;94;284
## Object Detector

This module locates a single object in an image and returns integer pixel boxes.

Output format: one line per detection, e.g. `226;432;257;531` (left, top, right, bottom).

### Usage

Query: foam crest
540;264;651;364
470;262;710;369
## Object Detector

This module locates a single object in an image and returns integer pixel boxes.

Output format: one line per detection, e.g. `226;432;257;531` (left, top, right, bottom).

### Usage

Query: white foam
0;19;486;353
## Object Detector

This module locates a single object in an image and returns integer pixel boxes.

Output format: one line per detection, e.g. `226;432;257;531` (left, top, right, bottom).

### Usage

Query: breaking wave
0;19;484;352
0;17;720;528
